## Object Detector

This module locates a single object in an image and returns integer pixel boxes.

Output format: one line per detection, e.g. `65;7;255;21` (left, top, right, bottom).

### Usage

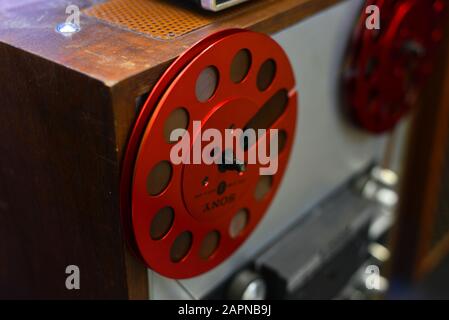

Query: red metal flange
344;0;447;133
120;29;297;279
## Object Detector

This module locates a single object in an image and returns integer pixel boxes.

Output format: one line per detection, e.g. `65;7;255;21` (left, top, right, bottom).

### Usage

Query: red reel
344;0;447;133
120;29;297;279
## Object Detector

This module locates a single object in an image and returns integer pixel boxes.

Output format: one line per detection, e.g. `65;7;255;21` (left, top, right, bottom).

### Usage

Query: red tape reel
120;29;297;279
344;0;447;133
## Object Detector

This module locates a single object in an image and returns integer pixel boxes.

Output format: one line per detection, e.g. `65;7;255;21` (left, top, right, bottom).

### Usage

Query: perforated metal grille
83;0;213;40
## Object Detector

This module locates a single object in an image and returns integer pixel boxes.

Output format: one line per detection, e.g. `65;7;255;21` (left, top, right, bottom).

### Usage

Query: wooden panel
0;0;343;86
418;42;449;277
431;145;449;248
390;19;449;282
0;41;129;298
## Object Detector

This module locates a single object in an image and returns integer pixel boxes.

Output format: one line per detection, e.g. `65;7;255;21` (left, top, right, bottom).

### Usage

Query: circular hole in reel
170;231;193;263
196;66;219;102
150;206;175;240
257;59;276;91
231;49;252;83
277;130;288;154
146;161;172;196
164;108;189;144
254;175;274;201
229;209;249;239
199;231;221;260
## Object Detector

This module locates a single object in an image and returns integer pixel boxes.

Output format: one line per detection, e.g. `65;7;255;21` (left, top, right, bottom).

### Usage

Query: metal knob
227;270;267;300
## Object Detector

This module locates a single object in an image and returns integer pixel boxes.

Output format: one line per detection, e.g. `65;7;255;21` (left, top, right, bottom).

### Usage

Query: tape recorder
191;0;251;11
0;0;448;299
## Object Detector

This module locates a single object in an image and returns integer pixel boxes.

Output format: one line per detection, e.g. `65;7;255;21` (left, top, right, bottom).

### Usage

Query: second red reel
344;0;447;133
